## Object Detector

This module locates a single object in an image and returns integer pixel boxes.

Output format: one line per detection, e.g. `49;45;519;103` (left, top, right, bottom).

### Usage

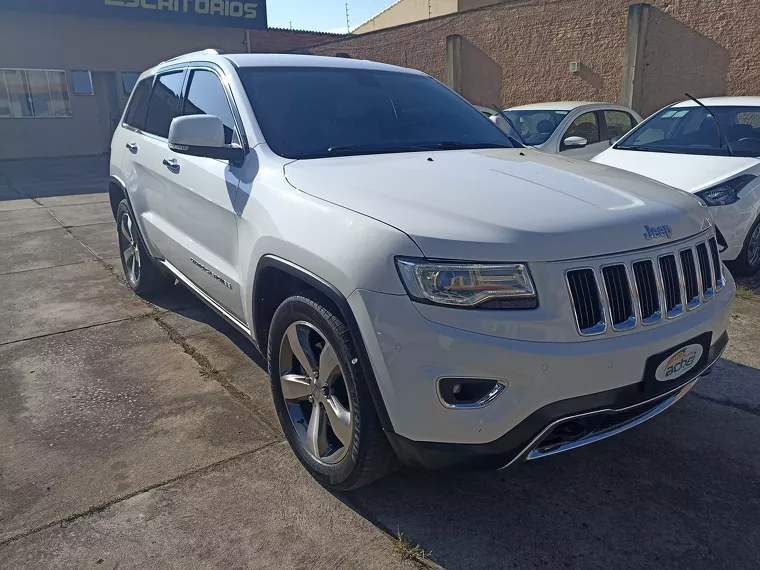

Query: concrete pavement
1;156;760;569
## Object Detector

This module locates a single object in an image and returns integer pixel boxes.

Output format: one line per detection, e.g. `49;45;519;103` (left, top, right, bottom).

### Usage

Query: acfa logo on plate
655;343;703;382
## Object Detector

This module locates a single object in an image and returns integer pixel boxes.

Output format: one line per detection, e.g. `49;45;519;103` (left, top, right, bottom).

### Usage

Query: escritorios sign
0;0;268;29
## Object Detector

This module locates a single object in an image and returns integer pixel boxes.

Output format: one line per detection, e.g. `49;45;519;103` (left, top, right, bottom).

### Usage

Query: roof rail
158;48;225;67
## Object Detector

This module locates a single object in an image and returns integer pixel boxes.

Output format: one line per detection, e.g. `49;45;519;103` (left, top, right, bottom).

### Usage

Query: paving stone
0;318;278;542
0;261;149;344
0;208;60;237
0;228;93;275
37;192;110;207
0;198;40;212
48;202;114;227
70;222;120;259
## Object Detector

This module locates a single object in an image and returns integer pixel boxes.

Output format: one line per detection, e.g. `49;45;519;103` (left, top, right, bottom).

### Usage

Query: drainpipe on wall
621;3;651;113
446;34;463;95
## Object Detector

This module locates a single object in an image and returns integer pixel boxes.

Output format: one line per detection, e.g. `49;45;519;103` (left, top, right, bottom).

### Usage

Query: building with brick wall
313;0;760;118
353;0;503;34
0;1;341;160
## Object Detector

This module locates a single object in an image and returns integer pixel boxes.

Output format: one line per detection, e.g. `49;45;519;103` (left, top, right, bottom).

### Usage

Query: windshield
616;105;760;157
238;67;516;159
502;110;569;145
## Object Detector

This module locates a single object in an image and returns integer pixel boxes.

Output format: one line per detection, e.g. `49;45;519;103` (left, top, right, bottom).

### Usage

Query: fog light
437;378;507;409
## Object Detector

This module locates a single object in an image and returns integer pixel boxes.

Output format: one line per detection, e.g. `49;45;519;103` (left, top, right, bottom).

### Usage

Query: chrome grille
680;249;700;309
696;243;714;299
566;269;604;335
633;260;661;324
602;265;634;330
658;255;682;317
567;235;724;336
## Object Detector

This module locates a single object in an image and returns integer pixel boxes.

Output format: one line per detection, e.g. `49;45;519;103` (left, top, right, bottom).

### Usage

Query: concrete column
446;34;463;94
621;3;651;113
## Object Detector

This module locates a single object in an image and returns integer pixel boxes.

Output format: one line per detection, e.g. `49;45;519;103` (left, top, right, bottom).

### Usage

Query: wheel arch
109;175;129;220
253;255;395;433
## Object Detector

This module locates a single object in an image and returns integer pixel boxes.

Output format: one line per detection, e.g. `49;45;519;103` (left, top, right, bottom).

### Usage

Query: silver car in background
491;102;643;160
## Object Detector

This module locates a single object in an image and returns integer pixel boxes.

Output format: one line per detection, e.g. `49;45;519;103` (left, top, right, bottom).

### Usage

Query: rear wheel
116;200;174;296
731;216;760;276
267;291;396;490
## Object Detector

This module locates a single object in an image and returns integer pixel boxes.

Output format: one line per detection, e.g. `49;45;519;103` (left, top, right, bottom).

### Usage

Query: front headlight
696;174;757;206
395;258;537;309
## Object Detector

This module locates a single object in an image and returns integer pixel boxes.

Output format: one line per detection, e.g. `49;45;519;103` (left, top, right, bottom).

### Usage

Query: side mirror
609;135;622;146
564;136;588;148
168;115;244;164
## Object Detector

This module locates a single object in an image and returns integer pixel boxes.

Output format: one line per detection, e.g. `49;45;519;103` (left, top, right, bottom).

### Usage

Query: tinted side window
124;78;152;130
604;110;635;139
182;69;239;145
144;71;184;138
562;112;600;148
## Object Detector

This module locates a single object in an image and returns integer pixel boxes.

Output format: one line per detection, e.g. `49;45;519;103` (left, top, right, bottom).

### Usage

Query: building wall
0;11;338;160
354;0;459;34
314;0;760;114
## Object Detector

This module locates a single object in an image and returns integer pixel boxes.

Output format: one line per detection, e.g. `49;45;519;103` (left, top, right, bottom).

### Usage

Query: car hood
592;148;760;192
284;148;712;262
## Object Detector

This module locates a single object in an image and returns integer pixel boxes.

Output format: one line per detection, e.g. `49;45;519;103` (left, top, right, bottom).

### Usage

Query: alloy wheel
120;211;141;284
279;321;353;464
748;223;760;268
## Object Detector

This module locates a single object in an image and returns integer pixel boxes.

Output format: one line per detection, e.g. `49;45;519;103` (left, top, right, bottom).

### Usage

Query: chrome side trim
157;259;253;340
525;379;696;461
499;341;725;470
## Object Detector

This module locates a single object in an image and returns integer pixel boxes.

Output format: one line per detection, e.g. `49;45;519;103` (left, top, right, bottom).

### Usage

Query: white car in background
593;97;760;275
491;102;642;160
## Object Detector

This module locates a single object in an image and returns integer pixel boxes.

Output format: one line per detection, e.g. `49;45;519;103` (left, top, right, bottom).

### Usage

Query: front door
158;67;245;319
559;111;609;160
92;72;121;154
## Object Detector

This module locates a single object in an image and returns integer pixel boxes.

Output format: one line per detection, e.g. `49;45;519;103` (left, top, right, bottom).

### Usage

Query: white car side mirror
168;115;244;164
564;136;588;148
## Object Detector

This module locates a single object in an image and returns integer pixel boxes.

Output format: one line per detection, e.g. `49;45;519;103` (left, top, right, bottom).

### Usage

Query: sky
266;0;397;33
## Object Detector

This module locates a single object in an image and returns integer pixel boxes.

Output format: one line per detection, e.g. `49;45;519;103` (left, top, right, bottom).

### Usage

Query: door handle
126;142;138;153
163;158;180;172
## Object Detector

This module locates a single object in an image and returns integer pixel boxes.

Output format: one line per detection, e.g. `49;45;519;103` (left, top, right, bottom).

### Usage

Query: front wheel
731;216;760;276
267;291;396;490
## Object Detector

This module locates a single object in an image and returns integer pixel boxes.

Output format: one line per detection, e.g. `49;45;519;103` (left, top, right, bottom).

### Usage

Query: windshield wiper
684;92;735;157
327;144;435;155
434;141;511;150
615;145;680;154
491;104;526;146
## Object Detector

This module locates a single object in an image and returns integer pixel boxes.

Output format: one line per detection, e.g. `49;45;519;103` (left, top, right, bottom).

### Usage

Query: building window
0;69;72;118
71;71;94;95
121;72;141;95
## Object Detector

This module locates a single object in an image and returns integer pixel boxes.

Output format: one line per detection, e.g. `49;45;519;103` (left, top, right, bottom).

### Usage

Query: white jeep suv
109;51;734;490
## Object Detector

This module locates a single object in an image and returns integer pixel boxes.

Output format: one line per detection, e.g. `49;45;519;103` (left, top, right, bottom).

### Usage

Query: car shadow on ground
168;298;760;569
338;378;760;569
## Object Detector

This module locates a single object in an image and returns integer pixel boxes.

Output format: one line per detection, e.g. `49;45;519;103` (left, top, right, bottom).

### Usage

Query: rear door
118;74;170;255
127;69;187;256
158;66;246;319
601;109;637;144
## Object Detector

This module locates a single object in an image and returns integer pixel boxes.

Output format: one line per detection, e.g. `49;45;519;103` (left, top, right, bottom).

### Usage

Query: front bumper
348;272;734;454
385;333;725;470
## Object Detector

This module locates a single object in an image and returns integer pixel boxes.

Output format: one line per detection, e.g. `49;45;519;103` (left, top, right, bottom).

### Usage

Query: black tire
267;290;397;490
729;215;760;277
116;199;174;296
